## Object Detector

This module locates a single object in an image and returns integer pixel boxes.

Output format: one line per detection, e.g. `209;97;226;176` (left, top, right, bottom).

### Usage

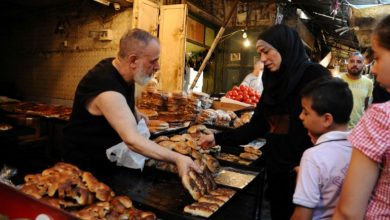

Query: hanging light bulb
243;39;250;47
93;0;110;6
242;31;248;39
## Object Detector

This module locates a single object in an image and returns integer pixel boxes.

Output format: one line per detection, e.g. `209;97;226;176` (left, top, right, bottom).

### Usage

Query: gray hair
349;51;364;59
118;28;159;58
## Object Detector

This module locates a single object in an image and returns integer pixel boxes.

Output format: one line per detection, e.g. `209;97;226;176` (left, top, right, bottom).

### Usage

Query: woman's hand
198;134;216;149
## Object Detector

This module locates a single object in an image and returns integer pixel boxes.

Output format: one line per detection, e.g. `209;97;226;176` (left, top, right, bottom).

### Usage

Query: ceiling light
93;0;110;6
243;39;250;47
242;32;247;39
113;3;121;10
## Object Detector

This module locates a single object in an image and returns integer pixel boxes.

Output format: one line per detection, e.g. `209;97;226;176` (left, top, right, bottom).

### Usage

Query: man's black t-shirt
63;58;136;167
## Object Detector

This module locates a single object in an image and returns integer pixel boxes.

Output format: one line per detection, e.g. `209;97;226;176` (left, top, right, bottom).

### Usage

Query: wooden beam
186;1;223;26
189;0;240;90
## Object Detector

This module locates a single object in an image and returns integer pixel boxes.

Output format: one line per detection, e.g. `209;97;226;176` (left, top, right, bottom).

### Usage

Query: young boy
291;76;353;220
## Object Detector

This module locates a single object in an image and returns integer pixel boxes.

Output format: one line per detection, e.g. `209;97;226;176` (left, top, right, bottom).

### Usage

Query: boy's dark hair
301;76;353;124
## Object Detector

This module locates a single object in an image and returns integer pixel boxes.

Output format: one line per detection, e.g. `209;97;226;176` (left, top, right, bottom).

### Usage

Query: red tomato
232;91;238;96
236;95;243;101
233;86;240;91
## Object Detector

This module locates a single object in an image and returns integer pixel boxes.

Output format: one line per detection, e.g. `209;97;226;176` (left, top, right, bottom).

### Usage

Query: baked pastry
237;159;252;165
20;183;46;199
209;188;236;199
170;134;186;142
244;146;262;156
186;139;199;150
188;169;207;195
181;133;193;141
110;196;133;214
184;202;219;218
239;152;259;161
138;108;158;119
187;124;207;134
153;135;169;143
241;112;253;123
148;120;169;132
191;150;202;160
194;159;207;172
226;110;237;120
233;118;244;128
202;168;217;192
198;195;225;206
72;202;110;219
182;174;202;200
139;211;157;220
202;154;220;173
158;140;176;150
82;172;115;202
19;162;157;219
174;142;191;155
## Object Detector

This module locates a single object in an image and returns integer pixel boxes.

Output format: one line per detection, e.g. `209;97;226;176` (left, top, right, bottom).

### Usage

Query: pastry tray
214;167;259;189
214;145;264;171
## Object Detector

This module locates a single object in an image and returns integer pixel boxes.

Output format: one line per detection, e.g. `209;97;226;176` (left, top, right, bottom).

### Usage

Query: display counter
3;154;265;220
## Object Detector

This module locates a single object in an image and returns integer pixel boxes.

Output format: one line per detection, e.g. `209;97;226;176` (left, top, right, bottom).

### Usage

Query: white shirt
293;131;352;220
241;73;263;94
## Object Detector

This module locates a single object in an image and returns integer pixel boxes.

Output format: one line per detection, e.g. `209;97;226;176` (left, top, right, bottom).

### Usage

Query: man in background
241;60;264;94
338;51;373;129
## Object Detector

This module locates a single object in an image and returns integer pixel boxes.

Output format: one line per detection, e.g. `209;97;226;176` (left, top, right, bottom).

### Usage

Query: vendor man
63;29;199;178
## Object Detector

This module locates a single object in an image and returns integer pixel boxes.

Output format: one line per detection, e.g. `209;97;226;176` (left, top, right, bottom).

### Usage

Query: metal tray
214;167;259;189
215;145;264;171
99;166;245;220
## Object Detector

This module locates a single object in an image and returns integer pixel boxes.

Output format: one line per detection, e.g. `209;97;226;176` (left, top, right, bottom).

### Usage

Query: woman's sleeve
348;103;390;163
215;98;269;146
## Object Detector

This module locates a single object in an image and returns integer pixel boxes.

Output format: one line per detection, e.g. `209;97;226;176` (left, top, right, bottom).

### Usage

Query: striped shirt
348;101;390;220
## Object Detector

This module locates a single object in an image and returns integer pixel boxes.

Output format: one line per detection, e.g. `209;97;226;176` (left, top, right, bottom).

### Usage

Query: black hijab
259;24;309;113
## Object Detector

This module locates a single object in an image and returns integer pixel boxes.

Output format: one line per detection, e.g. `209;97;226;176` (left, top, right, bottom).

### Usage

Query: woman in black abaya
200;25;330;219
